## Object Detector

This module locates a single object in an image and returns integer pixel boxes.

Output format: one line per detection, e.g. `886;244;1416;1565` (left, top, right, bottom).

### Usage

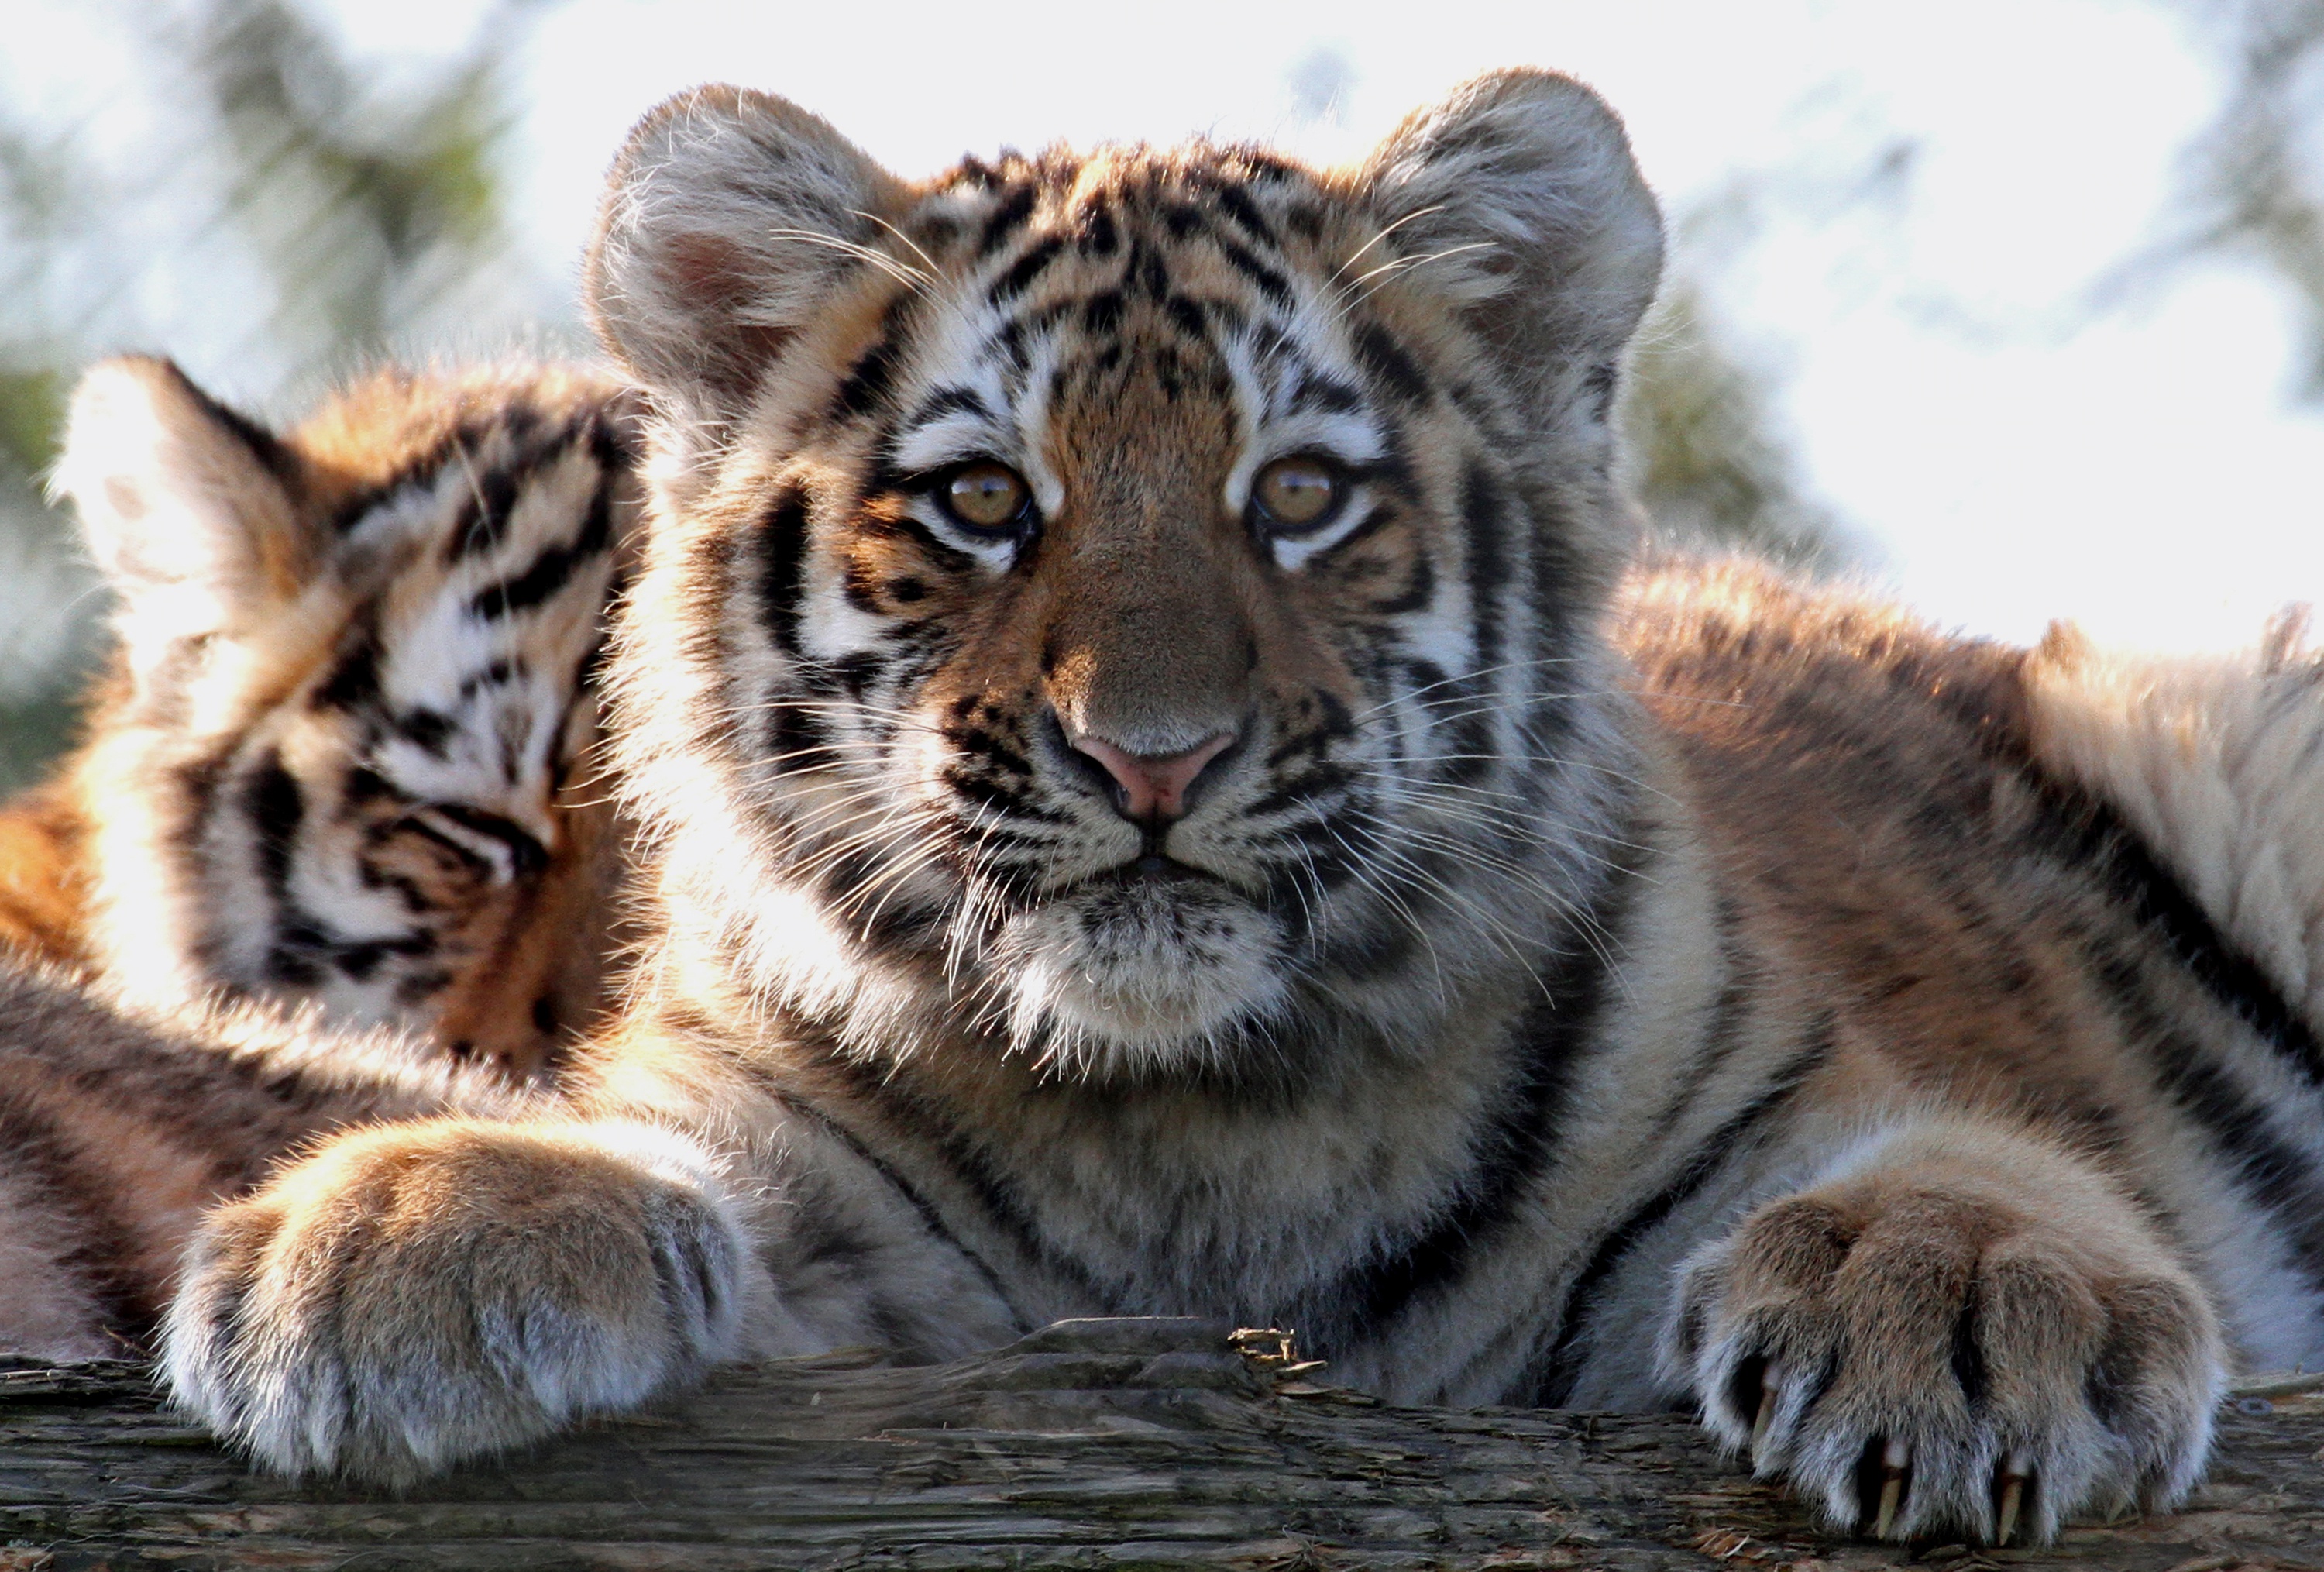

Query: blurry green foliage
185;0;545;362
0;369;64;480
0;0;555;792
1620;281;1852;577
2109;0;2324;398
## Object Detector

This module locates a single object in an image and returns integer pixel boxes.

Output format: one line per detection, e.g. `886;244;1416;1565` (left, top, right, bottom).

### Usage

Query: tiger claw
1993;1450;2032;1545
1872;1436;1910;1539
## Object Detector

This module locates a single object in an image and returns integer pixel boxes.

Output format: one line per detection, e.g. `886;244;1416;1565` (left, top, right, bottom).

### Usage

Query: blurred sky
29;0;2324;651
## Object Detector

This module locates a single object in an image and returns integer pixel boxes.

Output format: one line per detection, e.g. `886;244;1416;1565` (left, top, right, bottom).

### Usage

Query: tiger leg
0;963;520;1361
1660;1117;2222;1545
161;1117;765;1483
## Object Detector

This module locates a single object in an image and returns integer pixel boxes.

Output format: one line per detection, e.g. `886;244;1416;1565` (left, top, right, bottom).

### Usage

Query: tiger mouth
1103;854;1214;886
1057;851;1264;906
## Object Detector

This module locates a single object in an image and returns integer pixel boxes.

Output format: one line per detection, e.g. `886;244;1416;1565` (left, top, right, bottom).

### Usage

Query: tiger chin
989;877;1291;1072
154;70;2324;1548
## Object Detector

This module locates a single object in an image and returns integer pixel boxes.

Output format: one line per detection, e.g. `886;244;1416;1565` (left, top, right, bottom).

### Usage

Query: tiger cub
0;359;640;1077
150;73;2324;1546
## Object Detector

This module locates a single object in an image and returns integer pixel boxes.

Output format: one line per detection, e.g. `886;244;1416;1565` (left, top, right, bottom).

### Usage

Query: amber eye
940;461;1032;534
1250;456;1344;534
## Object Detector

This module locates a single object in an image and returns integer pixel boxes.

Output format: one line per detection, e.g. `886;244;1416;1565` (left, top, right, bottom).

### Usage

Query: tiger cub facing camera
148;71;2324;1546
0;359;639;1076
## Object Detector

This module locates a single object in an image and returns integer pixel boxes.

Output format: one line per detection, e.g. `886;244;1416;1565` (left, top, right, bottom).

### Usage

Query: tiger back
0;359;641;1076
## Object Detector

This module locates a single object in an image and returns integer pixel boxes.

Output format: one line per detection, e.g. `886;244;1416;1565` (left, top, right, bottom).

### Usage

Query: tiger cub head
587;72;1663;1078
50;359;641;1076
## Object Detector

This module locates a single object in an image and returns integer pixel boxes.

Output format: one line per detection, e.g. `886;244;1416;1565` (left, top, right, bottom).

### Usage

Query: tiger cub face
47;359;639;1074
590;77;1662;1076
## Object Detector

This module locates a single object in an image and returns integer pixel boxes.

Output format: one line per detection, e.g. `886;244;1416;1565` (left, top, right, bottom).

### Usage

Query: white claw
1994;1449;2033;1546
1873;1436;1910;1539
1751;1384;1776;1460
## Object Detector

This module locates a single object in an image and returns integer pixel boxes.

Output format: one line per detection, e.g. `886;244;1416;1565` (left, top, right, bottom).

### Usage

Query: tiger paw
162;1118;748;1483
1659;1123;2223;1544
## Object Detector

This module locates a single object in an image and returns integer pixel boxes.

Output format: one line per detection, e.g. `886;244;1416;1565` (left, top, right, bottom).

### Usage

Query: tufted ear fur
1351;70;1665;426
584;84;908;425
52;356;309;689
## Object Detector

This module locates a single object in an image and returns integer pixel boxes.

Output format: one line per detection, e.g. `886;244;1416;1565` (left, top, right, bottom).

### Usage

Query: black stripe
1355;322;1431;404
466;475;614;619
978;184;1037;256
244;754;303;896
439;411;567;559
906;387;992;427
1461;461;1510;676
428;802;548;877
1215;237;1292;308
1525;1015;1836;1406
1081;291;1126;335
1333;816;1650;1336
758;485;812;658
2070;792;2324;1090
831;334;902;423
811;1049;1119;1307
763;1082;1030;1333
2088;938;2324;1292
1133;243;1170;301
1291;376;1365;417
313;621;382;710
1076;197;1119;256
990;237;1064;304
1214;184;1277;248
394;707;455;756
163;363;298;488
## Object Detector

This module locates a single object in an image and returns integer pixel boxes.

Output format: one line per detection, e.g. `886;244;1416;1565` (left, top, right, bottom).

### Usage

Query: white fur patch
989;879;1290;1075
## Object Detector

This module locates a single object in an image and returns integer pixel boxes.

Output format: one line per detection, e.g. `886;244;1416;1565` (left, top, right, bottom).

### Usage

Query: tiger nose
1069;731;1237;825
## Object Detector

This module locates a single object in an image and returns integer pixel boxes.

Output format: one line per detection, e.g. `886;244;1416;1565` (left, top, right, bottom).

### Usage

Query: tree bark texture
0;1319;2317;1570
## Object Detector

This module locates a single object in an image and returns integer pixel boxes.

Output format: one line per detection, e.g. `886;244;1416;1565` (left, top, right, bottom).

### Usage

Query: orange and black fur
1;71;2315;1549
0;359;641;1076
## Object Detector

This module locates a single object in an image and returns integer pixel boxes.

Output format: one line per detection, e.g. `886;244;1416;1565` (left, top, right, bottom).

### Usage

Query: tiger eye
943;462;1030;532
1252;456;1342;531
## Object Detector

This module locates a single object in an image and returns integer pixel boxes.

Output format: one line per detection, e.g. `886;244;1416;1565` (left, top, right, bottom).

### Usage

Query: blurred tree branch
2101;0;2324;395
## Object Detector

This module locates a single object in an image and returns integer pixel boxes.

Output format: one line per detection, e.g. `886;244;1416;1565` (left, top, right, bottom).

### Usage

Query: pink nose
1071;731;1236;824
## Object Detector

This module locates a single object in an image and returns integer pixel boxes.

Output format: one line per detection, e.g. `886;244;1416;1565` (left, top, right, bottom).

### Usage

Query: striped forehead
310;437;610;815
880;157;1394;488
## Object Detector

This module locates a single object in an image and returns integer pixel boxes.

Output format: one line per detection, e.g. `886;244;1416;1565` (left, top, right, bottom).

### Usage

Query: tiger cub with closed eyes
148;71;2324;1549
0;357;640;1077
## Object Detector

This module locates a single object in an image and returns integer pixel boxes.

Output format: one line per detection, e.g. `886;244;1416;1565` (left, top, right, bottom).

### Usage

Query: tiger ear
584;84;908;425
1350;70;1665;425
53;356;308;684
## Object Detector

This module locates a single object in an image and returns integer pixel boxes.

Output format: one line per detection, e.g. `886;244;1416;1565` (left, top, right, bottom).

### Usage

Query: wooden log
0;1319;2318;1570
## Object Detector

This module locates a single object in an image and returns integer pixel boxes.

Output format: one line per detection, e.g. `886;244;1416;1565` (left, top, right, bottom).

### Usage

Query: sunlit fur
0;359;641;1077
2027;609;2324;1030
150;74;2324;1544
0;960;522;1361
596;91;1654;1084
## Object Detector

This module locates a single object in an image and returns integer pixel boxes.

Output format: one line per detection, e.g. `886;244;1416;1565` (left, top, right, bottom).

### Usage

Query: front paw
163;1119;748;1483
1661;1125;2223;1544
